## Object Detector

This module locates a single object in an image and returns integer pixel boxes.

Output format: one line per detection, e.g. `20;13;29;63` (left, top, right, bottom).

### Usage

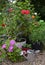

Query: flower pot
15;38;26;48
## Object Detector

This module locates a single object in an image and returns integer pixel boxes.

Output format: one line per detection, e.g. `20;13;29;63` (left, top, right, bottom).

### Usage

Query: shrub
30;20;45;46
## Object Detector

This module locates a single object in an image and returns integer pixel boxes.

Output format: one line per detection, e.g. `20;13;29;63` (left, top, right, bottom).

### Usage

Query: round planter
15;39;26;48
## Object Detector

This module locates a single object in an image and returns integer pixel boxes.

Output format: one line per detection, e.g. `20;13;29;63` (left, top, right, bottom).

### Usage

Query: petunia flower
2;44;6;49
8;46;13;52
10;40;16;46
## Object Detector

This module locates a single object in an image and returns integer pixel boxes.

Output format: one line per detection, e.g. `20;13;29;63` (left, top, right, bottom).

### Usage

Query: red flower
21;10;30;15
8;8;13;12
25;10;30;14
2;24;6;27
21;10;26;14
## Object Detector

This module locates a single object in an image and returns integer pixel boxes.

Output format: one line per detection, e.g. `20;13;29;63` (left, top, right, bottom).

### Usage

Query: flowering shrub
2;0;39;40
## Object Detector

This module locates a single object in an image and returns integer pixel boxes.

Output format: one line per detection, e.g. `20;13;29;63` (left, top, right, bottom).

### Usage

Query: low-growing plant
1;39;25;62
0;46;6;62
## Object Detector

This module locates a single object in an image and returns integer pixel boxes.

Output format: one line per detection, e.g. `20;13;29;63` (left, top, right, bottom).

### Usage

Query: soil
1;51;45;65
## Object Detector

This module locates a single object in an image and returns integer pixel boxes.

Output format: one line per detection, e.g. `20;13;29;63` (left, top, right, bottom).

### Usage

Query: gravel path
1;51;45;65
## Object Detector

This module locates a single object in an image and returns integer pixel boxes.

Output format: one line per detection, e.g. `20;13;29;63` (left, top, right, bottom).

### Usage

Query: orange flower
32;15;35;19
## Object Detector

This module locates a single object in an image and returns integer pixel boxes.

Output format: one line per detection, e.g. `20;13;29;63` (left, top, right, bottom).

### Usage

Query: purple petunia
8;46;13;52
10;40;16;46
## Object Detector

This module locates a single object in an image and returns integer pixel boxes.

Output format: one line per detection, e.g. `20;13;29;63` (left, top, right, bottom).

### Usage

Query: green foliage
23;44;31;48
30;20;45;44
0;46;6;62
0;0;7;11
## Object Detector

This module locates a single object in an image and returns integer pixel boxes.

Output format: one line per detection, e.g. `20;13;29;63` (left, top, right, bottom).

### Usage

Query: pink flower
2;44;6;49
8;46;13;52
10;40;16;46
8;49;13;52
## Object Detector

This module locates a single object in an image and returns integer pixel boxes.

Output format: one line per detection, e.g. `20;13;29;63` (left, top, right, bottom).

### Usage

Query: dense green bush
29;20;45;46
0;0;7;11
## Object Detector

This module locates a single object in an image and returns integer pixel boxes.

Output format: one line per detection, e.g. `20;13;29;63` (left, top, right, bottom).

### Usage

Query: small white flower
0;13;1;14
8;0;16;3
8;0;12;2
34;12;37;15
20;51;23;55
13;1;16;4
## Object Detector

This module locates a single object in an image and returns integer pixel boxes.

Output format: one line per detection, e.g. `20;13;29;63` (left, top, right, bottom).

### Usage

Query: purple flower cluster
2;40;16;52
8;40;16;52
8;46;13;52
